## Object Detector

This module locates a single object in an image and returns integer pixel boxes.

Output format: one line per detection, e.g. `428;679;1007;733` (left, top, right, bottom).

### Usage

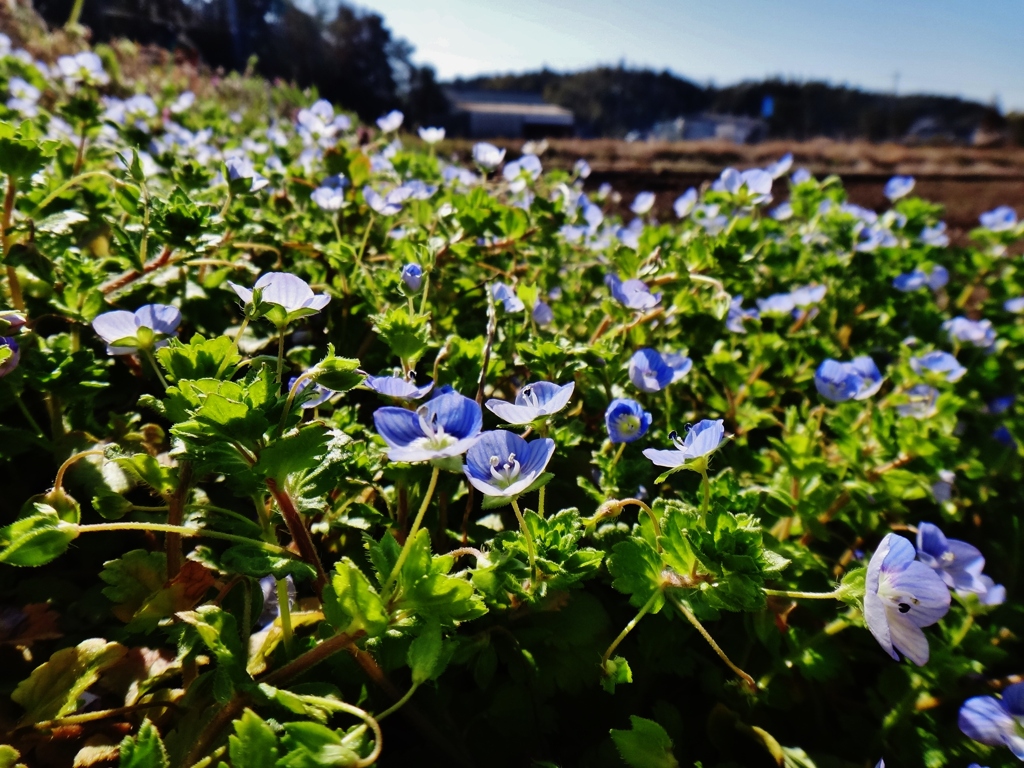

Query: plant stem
619;498;662;540
700;468;711;517
610;442;626;466
510;498;538;589
75;522;295;555
601;589;660;667
950;614;974;648
54;448;106;490
276;327;287;384
166;461;193;578
13;391;46;438
382;466;440;602
668;594;757;692
762;587;845;600
66;0;86;27
279;369;314;433
537;485;546;519
2;175;23;311
142;348;168;389
277;577;295;656
376;681;421;721
266;478;329;598
355;212;375;264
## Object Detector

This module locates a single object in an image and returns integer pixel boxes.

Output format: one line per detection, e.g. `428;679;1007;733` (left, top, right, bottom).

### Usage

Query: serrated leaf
408;621;443;684
606;537;665;611
609;716;679;768
256;425;330;484
322;558;388;637
220;545;317;582
600;655;633;694
155;334;241;383
0;508;79;567
228;709;280;768
12;638;128;725
118;720;168;768
99;549;167;623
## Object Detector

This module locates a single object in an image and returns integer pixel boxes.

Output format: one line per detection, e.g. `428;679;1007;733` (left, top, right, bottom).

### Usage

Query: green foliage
610;716;679;768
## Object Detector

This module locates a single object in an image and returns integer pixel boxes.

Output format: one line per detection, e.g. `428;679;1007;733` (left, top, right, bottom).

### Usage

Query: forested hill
23;0;1010;141
451;68;1006;141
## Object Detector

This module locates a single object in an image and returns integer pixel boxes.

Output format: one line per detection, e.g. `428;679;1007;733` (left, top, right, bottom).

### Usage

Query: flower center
616;414;640;436
488;452;522;488
410;406;458;452
520;385;539;409
878;574;920;615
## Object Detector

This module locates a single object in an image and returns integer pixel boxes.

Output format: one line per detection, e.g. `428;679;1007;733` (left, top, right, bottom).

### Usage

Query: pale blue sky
350;0;1023;111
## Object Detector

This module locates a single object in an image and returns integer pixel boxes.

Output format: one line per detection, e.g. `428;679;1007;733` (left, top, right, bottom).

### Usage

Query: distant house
444;90;574;139
649;113;768;144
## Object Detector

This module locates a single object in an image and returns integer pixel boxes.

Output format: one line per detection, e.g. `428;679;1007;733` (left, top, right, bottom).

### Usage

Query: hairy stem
382;466;440;602
266;478;328;598
601;589;660;667
510;498;538;589
669;594;757;692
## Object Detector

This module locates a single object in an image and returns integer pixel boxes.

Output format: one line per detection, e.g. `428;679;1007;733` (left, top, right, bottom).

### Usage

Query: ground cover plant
1;29;1024;768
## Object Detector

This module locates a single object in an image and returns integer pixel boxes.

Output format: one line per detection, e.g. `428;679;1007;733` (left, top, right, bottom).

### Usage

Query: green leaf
99;549;168;623
609;716;679;768
0;745;26;768
395;530;487;622
371;306;431;365
118;720;168;768
155;334;241;383
278;721;361;767
228;709;280;768
606;537;665;611
220;545;317;582
313;346;364;392
256;425;330;484
12;638;128;725
600;655;633;694
408;621;443;684
177;606;247;686
0;507;79;567
322;558;388;637
113;454;176;497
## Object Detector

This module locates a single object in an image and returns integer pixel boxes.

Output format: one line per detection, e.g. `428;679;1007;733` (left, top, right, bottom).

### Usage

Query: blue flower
642;419;725;469
606;273;661;310
631;191;655;215
979;205;1018;232
472;142;505;169
92;304;182;355
893;269;927;292
920;222;949;247
757;292;796;316
373;391;482;463
791;168;812;184
628;349;675;393
790;284;827;310
363;185;407;216
503;154;542;192
726;295;759;333
605;399;652;443
463;430;555;498
910;351;966;382
418;126;445;144
492;283;525;312
365;373;433;400
574;158;591;178
616;218;644;249
766;153;793;179
927;265;949;290
931;469;955;503
0;336;20;377
226;156;269;192
993;425;1016;448
288;376;333;409
814;357;882;402
1004;297;1024;313
401;263;423;291
531;300;553;327
376;110;404;133
884;175;915;201
958;682;1024;760
228;272;330;327
663;352;693;382
896;384;939;419
673;188;697;218
864;533;950;666
962;575;1006;606
486;381;575;425
916;522;987;594
944;317;996;350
